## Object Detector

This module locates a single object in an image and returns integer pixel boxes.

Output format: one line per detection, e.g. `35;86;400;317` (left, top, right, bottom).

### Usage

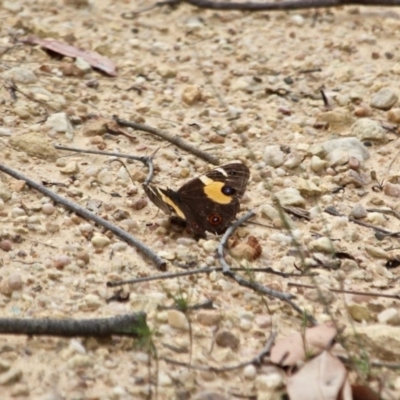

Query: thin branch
55;145;155;185
128;0;400;15
114;116;219;165
106;266;315;287
217;211;317;325
325;206;400;237
288;282;400;300
161;331;277;372
0;162;166;270
185;0;400;10
0;312;148;338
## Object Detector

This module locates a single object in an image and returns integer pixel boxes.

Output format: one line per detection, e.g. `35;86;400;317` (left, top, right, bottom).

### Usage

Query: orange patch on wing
158;191;186;219
203;181;232;204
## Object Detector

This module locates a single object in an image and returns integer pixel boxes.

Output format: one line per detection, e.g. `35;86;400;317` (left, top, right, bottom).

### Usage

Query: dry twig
162;331;277;372
217;211;317;325
0;312;148;338
288;282;400;300
325;206;400;238
0;162;166;270
114;116;219;165
107;265;315;287
126;0;400;15
55;145;155;185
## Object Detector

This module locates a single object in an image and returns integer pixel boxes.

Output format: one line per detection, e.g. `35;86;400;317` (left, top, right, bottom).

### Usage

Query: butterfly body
144;163;250;236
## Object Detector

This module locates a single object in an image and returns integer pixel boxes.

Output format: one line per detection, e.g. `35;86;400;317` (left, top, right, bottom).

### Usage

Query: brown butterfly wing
177;163;250;234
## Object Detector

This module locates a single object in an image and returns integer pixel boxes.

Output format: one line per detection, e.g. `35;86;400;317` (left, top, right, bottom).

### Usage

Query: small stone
69;339;86;354
0;183;11;202
76;251;90;265
290;14;304;26
158;371;172;386
8;273;22;291
263;145;285;167
11;207;26;217
74;57;92;73
3;67;36;84
82;118;108;136
45;112;74;140
255;373;283;391
0;360;11;373
297;178;322;197
91;233;111;248
59;161;79;174
274;188;305;207
53;255;71;269
97;169;113;185
243;364;257;380
231;78;251;92
45;222;60;234
67;354;92;369
364;245;388;259
321;137;370;164
308;236;335;254
316;109;355;131
157;65;177;79
215;330;239;350
167;310;189;330
344;325;400;361
283;152;303;169
42;203;55;215
202;240;218;253
377;308;400;326
4;1;23;12
197;310;222;326
9;132;58;160
370;87;398;110
387;108;400;124
182;85;202;105
132;198;148;210
239;318;252;331
0;240;12;252
255;315;272;328
350;203;367;219
0;278;14;297
260;205;279;221
14;105;31;119
347;304;371;322
383;182;400;198
354;105;372;117
0;367;22;386
83;294;102;310
351;118;387;143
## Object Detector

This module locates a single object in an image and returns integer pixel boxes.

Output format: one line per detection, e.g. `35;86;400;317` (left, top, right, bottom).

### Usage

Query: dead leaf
22;35;117;76
287;351;352;400
270;321;337;367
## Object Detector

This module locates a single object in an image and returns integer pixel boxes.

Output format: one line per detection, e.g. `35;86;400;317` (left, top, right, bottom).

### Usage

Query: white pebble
91;233;110;248
11;207;26;217
167;310;189;331
69;339;86;354
42;203;55;215
8;273;23;291
243;364;257;380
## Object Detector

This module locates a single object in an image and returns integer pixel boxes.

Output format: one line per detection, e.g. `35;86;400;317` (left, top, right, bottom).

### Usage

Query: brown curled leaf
21;35;117;77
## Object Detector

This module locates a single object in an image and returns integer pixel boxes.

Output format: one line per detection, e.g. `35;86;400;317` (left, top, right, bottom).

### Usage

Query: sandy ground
0;0;400;399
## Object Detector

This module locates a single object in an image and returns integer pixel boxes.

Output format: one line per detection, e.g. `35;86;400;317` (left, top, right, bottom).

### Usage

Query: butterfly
144;163;250;236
